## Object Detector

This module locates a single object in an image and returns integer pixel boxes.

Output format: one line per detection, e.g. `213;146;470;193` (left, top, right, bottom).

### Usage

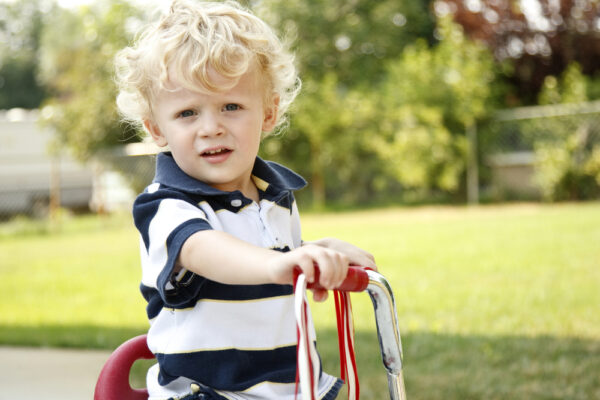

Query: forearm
178;230;355;291
178;230;280;285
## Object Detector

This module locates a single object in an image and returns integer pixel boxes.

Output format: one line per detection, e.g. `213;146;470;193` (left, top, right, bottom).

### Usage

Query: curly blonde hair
115;0;300;134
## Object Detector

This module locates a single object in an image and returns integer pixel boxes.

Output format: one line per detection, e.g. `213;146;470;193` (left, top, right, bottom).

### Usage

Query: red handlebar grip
305;266;369;292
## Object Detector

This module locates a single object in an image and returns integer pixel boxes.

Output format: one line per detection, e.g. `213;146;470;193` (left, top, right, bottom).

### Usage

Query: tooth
206;148;225;155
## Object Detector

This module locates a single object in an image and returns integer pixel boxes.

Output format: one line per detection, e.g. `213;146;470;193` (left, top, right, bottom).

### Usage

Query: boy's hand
267;244;350;301
304;237;377;271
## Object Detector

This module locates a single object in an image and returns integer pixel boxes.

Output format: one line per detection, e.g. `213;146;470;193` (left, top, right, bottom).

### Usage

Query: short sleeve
134;187;212;307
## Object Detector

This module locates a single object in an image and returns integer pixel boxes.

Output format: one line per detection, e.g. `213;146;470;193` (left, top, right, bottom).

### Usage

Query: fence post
49;152;61;224
466;122;479;204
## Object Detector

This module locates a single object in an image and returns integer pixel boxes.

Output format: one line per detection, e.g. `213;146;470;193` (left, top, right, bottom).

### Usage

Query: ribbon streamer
294;273;360;400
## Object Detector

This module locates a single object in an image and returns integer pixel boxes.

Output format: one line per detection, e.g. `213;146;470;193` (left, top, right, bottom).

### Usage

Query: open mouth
201;147;232;157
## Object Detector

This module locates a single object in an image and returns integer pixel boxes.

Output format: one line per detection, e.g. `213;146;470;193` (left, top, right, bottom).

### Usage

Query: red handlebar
303;265;370;292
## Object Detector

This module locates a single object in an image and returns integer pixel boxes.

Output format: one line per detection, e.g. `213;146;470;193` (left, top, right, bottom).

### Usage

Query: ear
143;119;168;147
262;95;280;133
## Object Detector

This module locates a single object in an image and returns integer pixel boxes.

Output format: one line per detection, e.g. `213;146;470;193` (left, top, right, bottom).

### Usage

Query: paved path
0;346;112;400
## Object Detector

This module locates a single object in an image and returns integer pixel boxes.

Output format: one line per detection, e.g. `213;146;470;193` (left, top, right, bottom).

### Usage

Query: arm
178;230;351;290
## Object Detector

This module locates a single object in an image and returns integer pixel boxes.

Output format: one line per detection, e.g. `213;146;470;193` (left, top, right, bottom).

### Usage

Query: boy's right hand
267;244;350;294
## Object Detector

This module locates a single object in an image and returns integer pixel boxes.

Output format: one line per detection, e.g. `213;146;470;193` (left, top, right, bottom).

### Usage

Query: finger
323;251;349;289
296;254;316;283
318;251;343;289
311;288;329;302
335;253;350;287
314;253;334;289
350;251;377;271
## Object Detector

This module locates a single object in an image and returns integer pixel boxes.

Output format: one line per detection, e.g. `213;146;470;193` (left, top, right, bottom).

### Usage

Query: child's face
145;66;278;197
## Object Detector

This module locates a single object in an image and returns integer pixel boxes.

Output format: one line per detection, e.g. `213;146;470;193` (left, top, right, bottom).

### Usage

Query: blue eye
224;104;240;111
179;110;195;118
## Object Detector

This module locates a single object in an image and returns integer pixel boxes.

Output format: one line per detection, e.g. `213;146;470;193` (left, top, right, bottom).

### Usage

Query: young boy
115;1;375;399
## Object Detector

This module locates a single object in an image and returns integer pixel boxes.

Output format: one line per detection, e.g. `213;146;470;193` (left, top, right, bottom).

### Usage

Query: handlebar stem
366;270;407;400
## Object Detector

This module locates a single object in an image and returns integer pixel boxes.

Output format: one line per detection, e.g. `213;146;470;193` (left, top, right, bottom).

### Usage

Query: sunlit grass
0;213;147;332
304;203;600;338
1;202;599;399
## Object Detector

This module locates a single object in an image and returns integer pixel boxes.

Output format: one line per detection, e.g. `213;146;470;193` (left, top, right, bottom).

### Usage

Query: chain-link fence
482;101;600;200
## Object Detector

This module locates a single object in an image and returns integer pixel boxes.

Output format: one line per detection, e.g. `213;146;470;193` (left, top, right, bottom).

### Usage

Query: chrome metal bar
366;270;407;400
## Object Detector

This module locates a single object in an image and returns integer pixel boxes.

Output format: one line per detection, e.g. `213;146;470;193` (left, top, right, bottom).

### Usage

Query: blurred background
1;0;600;217
0;0;599;399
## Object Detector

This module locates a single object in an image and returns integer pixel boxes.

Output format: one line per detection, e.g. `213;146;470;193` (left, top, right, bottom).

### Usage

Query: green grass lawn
1;202;599;399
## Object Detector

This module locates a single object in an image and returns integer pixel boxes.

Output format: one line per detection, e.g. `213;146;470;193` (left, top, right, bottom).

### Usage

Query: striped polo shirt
133;152;341;400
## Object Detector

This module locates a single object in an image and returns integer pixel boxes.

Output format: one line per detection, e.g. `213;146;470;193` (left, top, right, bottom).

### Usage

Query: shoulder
133;182;199;215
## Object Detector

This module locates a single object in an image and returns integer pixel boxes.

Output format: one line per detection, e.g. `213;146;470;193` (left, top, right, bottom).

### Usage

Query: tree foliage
372;17;496;196
538;62;588;105
261;16;498;204
20;0;597;206
38;0;142;160
0;0;47;109
533;63;600;200
256;0;436;87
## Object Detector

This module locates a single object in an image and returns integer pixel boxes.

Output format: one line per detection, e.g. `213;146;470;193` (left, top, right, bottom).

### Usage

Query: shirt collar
153;152;306;196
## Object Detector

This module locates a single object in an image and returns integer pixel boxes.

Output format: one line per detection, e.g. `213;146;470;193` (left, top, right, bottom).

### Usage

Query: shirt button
231;199;243;207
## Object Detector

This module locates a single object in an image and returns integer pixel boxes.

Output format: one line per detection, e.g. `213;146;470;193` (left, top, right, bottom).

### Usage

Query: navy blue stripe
323;379;344;400
132;191;158;252
157;219;211;307
140;285;167;320
197;194;253;213
200;281;293;301
195;191;295;214
156;345;298;390
260;189;295;210
140;281;294;319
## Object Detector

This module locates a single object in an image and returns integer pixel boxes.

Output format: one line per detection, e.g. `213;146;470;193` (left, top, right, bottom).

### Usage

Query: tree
256;0;438;206
256;0;436;87
373;17;497;199
533;63;600;200
0;0;47;109
538;62;588;105
38;0;143;160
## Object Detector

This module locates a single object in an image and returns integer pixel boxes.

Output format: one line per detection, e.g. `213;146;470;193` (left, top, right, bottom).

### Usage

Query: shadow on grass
319;329;600;400
1;325;598;400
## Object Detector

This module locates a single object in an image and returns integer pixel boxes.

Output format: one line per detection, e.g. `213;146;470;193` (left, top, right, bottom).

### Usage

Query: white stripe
141;198;208;288
148;295;298;353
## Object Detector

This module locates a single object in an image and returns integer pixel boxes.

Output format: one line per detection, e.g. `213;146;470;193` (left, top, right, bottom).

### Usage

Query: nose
196;110;223;137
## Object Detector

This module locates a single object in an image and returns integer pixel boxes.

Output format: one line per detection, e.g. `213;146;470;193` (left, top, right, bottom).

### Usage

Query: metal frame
366;270;407;400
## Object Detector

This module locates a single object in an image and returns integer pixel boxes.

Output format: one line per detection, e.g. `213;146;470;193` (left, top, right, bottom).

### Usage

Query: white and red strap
334;290;359;400
294;273;320;400
294;272;360;400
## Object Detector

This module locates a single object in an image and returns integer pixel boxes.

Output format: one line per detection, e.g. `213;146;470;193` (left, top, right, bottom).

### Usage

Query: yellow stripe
252;175;270;191
157;341;297;355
